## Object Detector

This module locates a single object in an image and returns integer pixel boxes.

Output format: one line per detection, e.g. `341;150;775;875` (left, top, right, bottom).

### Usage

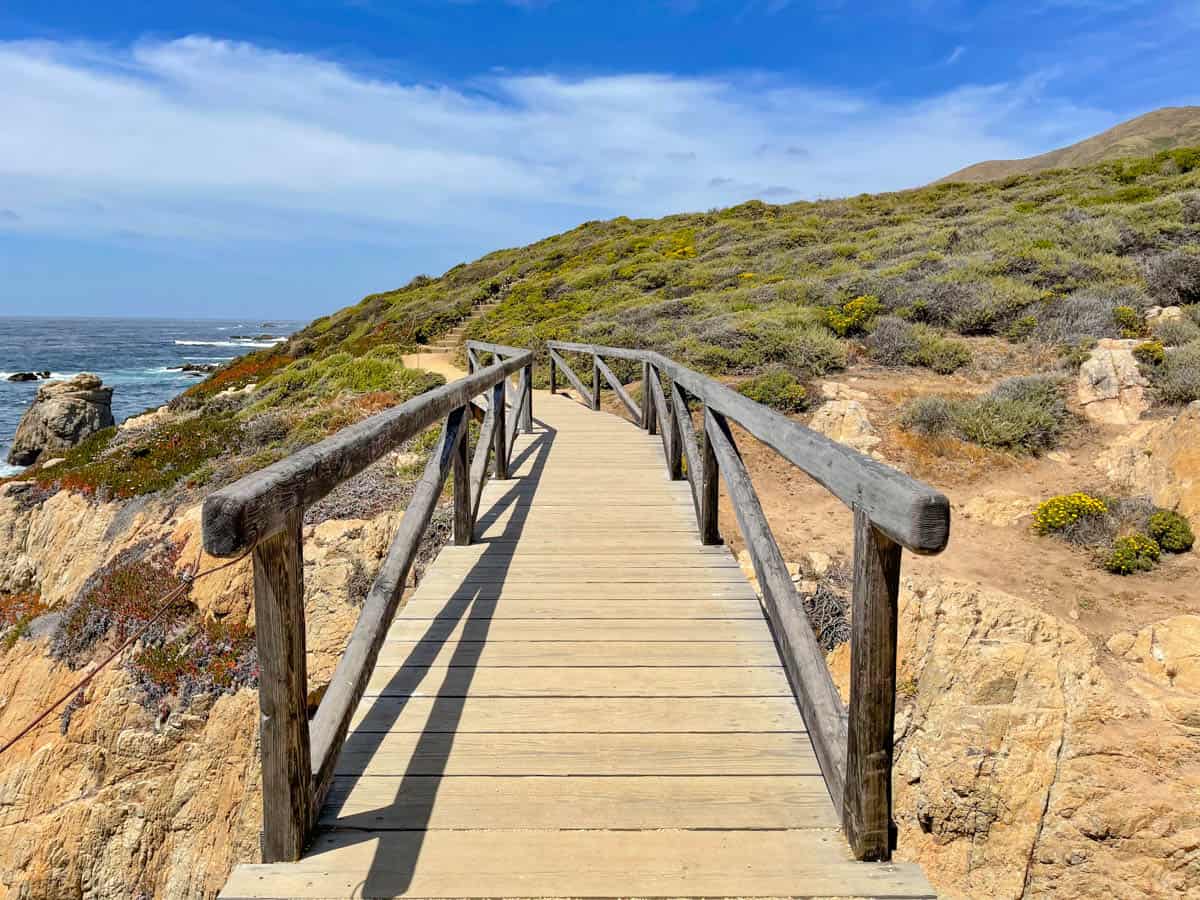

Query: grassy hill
9;143;1200;499
939;106;1200;183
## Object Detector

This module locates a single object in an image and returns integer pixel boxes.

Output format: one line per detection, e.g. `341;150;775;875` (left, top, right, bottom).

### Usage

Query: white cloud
945;45;966;65
0;36;1116;245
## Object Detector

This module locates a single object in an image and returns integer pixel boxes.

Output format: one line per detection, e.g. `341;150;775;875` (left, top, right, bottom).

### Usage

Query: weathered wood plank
383;618;769;643
596;354;641;422
202;351;530;556
361;664;790;697
466;396;496;526
705;408;848;816
699;403;722;545
335;730;818;776
490;379;507;480
547;348;594;408
520;363;533;432
250;509;311;863
451;413;470;546
220;829;936;899
671;382;702;513
307;406;469;815
374;639;787;667
591;353;602;411
321;775;837;830
348;695;806;733
647;369;675;478
843;507;903;861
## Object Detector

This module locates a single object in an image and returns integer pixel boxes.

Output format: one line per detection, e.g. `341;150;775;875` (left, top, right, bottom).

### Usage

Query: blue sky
1;1;1197;319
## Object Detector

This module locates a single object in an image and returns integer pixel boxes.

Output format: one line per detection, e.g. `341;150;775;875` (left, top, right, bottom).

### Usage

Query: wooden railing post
591;355;601;411
666;380;683;480
844;507;902;861
644;364;658;434
492;380;508;480
549;356;557;395
251;508;312;863
452;410;471;545
699;405;721;545
521;363;534;433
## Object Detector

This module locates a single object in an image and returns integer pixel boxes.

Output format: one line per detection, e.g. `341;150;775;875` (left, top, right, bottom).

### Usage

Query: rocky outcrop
1076;339;1149;425
827;579;1200;899
5;372;50;383
1098;401;1200;521
809;399;880;452
7;373;114;466
1145;306;1184;326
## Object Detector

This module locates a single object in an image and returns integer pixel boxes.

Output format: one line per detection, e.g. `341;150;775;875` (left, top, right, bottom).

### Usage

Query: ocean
0;317;304;477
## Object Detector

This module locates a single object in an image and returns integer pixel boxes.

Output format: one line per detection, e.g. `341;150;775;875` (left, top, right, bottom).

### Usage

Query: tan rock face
958;489;1032;528
809;399;880;452
1146;305;1184;325
7;373;115;466
1076;339;1149;425
829;579;1200;899
1098;401;1200;521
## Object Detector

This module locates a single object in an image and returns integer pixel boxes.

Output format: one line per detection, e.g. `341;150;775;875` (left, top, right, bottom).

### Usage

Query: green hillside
10;145;1200;499
939;106;1200;183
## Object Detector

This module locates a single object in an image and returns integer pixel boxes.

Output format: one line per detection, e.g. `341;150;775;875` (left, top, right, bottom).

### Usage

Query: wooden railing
547;341;951;862
200;340;533;862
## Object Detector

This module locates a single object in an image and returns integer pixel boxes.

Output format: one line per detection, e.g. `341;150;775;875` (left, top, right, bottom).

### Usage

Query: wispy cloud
945;45;966;65
0;36;1117;245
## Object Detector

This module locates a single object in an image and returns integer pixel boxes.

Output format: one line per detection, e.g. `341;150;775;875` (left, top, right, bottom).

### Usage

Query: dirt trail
402;350;467;382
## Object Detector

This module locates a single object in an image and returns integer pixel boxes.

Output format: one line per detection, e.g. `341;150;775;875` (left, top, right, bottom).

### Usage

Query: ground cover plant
1031;492;1195;575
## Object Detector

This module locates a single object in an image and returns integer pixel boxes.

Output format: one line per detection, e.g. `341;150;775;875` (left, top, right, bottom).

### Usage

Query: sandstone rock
827;578;1200;899
802;550;832;577
1107;615;1200;693
819;381;869;402
809;400;880;452
1097;401;1200;521
1145;305;1184;325
120;405;172;432
1076;339;1148;425
7;373;115;465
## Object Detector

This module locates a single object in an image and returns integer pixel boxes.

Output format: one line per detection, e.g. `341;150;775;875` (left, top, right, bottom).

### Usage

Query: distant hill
939;106;1200;183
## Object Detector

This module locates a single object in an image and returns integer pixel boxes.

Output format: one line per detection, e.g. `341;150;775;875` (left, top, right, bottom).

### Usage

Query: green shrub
900;396;955;436
1158;340;1200;404
913;333;972;374
822;295;882;337
1112;305;1142;337
1059;338;1098;371
1147;509;1195;553
1103;534;1161;575
1154;316;1200;347
736;370;809;413
1006;315;1038;341
1133;340;1166;367
864;316;919;366
1033;492;1108;534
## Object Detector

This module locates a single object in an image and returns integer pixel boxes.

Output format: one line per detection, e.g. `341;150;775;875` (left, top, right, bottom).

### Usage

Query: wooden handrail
201;347;534;862
547;340;951;862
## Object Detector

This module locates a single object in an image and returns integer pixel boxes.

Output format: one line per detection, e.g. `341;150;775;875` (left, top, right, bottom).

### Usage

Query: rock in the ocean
6;371;50;382
6;373;115;466
1076;338;1148;425
168;363;219;375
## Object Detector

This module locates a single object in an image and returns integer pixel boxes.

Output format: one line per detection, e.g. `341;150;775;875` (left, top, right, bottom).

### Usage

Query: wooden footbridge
204;340;949;899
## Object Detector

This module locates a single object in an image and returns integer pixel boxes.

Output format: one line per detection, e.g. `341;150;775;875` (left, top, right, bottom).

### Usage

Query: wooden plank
220;829;935;899
321;775;837;830
547;348;593;408
397;599;766;622
308;407;470;816
642;360;656;431
347;695;806;732
705;408;848;817
383;618;770;643
596;354;642;422
375;640;786;667
466;393;496;527
591;353;602;411
201;350;532;556
520;363;533;432
250;508;311;863
414;566;747;582
403;583;759;601
361;664;790;697
671;381;702;514
843;508;903;861
489;379;507;480
451;414;470;546
647;368;675;479
335;730;819;776
699;401;722;545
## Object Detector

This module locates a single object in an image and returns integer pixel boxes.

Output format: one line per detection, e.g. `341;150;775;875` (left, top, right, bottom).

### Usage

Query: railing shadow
318;414;556;896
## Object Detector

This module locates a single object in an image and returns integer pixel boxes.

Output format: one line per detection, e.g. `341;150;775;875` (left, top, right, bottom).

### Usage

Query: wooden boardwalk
220;391;935;899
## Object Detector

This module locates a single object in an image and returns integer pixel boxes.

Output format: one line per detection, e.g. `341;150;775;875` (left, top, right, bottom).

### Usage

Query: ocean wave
0;463;25;478
173;338;285;348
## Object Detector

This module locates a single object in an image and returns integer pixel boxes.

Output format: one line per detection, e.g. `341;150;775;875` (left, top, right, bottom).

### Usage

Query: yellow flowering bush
1104;534;1161;575
1033;492;1107;533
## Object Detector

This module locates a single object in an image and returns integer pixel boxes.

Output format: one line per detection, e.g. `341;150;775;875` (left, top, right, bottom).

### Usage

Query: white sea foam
173;338;284;348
